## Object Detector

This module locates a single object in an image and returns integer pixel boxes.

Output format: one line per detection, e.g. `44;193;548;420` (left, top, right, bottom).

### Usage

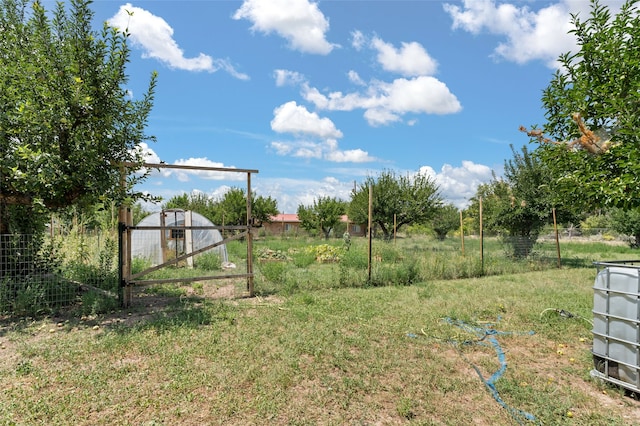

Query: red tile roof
270;213;301;222
269;214;353;223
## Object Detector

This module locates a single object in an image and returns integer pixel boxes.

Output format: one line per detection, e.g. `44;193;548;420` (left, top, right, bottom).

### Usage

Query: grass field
1;236;640;425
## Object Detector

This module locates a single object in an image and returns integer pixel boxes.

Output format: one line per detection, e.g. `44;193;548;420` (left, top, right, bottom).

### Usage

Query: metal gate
118;163;258;307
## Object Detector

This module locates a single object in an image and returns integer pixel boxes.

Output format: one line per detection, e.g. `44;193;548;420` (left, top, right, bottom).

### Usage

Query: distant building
263;213;302;235
263;214;366;237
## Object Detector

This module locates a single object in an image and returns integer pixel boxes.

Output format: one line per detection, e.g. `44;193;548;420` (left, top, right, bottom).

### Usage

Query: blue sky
83;0;621;213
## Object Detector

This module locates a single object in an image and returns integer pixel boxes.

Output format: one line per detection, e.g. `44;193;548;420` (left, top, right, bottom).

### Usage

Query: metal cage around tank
592;260;640;393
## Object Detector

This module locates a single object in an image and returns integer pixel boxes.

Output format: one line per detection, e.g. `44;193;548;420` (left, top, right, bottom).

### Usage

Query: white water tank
592;261;640;392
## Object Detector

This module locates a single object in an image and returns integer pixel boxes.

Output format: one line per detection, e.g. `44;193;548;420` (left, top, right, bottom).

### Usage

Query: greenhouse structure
131;209;228;267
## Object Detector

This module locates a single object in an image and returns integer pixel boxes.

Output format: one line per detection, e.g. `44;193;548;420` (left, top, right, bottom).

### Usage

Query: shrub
131;257;152;275
195;251;222;271
340;249;368;269
259;261;288;284
80;290;119;316
292;251;316;268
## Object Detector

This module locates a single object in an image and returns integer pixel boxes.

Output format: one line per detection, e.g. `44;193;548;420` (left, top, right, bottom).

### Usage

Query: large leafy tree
297;196;347;239
164;192;217;222
610;208;640;247
430;203;460;241
213;188;278;228
164;189;278;229
493;146;555;257
348;169;441;240
530;0;640;210
0;0;157;235
467;146;571;257
464;174;511;236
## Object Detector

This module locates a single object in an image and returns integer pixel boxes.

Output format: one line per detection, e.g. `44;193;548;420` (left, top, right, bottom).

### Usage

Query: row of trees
163;189;278;229
295;170;450;241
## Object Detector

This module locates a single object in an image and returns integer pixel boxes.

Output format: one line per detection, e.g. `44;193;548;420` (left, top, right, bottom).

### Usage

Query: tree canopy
430;203;460;241
164;189;278;229
348;170;441;240
0;0;157;233
528;0;640;210
297;196;346;239
466;146;569;257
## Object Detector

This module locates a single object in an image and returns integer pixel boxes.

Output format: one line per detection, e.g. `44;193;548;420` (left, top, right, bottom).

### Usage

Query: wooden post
118;205;133;307
246;172;254;296
124;207;133;307
460;210;465;256
117;164;131;307
479;196;484;275
367;184;373;282
118;206;125;307
185;210;194;268
553;208;561;268
160;210;167;265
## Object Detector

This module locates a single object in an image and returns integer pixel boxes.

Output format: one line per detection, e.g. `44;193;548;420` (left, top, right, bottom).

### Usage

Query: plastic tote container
592;260;640;392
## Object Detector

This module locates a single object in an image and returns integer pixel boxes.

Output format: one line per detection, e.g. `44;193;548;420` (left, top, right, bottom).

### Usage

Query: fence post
118;205;133;308
460;210;465;256
246;172;254;297
367;184;373;282
479;197;484;275
553;208;561;268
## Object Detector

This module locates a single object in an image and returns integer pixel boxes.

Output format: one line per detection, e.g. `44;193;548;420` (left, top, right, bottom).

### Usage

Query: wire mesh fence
0;234;73;314
0;225;633;315
0;231;119;315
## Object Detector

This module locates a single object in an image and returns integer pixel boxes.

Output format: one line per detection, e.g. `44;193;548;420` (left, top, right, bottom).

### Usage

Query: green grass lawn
1;236;640;425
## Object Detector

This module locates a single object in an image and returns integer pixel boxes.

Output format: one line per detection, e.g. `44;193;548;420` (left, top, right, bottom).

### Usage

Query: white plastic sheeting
131;210;228;266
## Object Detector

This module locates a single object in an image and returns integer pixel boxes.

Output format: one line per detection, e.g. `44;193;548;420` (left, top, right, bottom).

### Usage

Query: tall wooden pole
118;164;129;307
460;210;465;256
246;172;254;296
553;208;561;268
367;184;373;282
124;207;133;306
479;196;484;275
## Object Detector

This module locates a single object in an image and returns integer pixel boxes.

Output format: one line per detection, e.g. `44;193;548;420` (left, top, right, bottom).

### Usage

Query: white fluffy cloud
351;30;366;51
270;102;376;163
169;158;244;182
255;176;355;213
419;161;493;208
442;0;607;67
302;76;461;126
371;37;438;77
270;139;376;163
130;142;171;177
233;0;337;55
271;101;343;139
275;33;461;126
274;69;306;87
109;4;248;78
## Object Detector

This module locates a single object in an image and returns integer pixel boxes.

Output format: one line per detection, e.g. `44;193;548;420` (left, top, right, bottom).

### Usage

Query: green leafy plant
195;251;222;271
259;261;288;284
